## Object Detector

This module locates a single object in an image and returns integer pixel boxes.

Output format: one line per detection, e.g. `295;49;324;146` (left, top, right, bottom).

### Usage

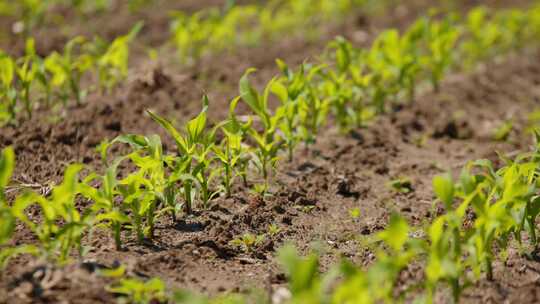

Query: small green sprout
45;36;95;106
148;96;217;213
0;54;17;125
81;156;129;250
268;223;281;237
213;98;249;197
388;177;413;194
277;245;320;301
107;276;167;304
230;233;265;253
98;22;143;92
348;208;361;219
9;165;94;264
493;120;513;141
16;49;38;119
239;69;284;187
423;15;460;92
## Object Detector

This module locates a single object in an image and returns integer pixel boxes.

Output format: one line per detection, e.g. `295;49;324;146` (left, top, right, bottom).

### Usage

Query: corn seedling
8;165;93;264
277;245;322;303
230;233;265;253
97;22;143;92
322;40;366;129
225;96;254;188
169;0;371;64
0;147;14;205
0;54;17;125
148;96;218;213
239;69;284;189
267;223;281;237
0;147;15;249
388;177;413;194
81;157;129;250
0;147;38;268
45;37;95;106
275;60;329;149
107;276;167;304
213;98;250;197
423;14;460;92
493;120;513;141
113;134;176;238
15;47;38;119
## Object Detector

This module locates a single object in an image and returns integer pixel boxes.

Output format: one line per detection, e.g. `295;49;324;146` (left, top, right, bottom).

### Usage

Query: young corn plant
460;161;519;281
0;147;15;250
16;52;38;119
375;26;424;104
0;147;14;205
97;22;143;92
224;95;254;188
365;37;397;115
148;97;217;213
428;174;469;302
298;85;331;146
45;37;95;106
275;60;328;149
276;245;323;303
81;157;129;250
0;147;33;268
0;54;16;125
9;165;93;264
213;98;250;197
238;69;284;191
323;37;370;129
333;214;421;303
462;7;502;68
192;129;221;209
107;276;167;304
14;0;48;36
230;233;265;253
111;134;177;237
271;78;300;162
496;9;529;52
422;15;460;92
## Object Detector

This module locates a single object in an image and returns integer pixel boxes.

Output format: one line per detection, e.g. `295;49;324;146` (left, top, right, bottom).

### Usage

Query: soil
1;0;540;303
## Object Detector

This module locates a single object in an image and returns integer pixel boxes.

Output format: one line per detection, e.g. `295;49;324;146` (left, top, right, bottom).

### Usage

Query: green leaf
433;174;454;208
428;216;446;245
0;147;15;199
98;265;126;278
52;164;83;204
147;110;189;154
0;55;14;87
186;99;208;145
377;214;409;252
270;80;288;103
239;68;261;114
0;207;14;245
127;21;144;41
96;211;129;224
278;245;319;294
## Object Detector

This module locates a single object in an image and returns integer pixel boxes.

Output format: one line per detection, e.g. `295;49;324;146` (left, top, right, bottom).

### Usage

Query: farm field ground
2;0;540;303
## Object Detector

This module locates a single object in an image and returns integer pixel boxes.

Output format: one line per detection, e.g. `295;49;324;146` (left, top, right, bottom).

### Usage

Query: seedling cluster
0;0;150;36
87;130;540;303
0;23;141;125
170;0;373;63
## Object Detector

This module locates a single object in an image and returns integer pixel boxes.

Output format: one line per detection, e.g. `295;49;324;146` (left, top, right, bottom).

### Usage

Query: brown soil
1;1;540;303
